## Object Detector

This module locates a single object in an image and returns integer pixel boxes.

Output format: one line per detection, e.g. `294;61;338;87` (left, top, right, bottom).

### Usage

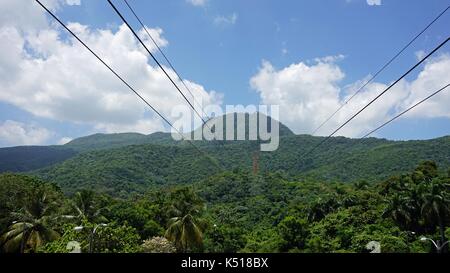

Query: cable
302;37;449;158
311;4;450;135
34;0;221;169
360;83;449;139
107;0;211;131
122;0;211;122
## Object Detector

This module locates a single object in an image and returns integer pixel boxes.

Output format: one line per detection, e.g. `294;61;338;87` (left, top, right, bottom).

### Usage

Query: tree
0;185;61;253
71;189;108;223
278;216;309;251
0;174;34;237
106;199;164;239
421;180;450;252
307;197;340;222
165;188;205;252
414;161;438;182
382;194;415;230
203;224;246;253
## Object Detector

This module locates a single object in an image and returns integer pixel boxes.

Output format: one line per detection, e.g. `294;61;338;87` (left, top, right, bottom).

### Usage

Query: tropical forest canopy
0;116;449;253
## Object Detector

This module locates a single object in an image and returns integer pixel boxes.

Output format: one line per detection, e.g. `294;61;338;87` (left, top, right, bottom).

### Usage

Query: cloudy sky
0;0;449;147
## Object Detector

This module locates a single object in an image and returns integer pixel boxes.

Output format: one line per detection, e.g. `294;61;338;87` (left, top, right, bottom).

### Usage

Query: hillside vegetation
32;135;450;196
1;161;449;253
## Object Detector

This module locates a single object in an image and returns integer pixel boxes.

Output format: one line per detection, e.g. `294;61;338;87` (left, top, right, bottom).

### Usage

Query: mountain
0;146;77;173
0;112;291;172
32;134;450;197
0;113;449;196
65;112;294;152
192;112;294;139
64;132;175;152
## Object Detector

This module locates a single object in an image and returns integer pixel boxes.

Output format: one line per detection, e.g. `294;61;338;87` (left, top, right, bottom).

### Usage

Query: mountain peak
189;111;294;140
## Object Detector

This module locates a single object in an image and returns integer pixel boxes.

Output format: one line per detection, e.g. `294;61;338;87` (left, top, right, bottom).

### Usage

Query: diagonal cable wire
34;0;222;169
107;0;211;131
301;37;449;159
311;4;450;135
360;83;449;139
122;0;211;122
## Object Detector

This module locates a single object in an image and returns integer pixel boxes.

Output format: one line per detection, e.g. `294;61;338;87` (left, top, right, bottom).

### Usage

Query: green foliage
70;189;109;223
278;216;309;251
203;225;246;253
106;200;164;239
0;174;64;252
0;146;76;173
40;222;141;253
1;160;449;253
241;227;282;253
165;187;206;252
20;133;449;196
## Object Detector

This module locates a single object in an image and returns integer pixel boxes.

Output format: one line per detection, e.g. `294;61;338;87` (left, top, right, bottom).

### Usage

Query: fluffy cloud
0;0;222;135
0;120;52;146
250;54;450;137
399;54;450;119
214;13;238;26
186;0;208;7
0;0;58;33
367;0;382;6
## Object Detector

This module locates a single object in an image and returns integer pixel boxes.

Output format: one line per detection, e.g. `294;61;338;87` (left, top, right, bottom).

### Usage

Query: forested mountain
0;146;77;173
64;132;176;152
0;112;292;172
2;161;449;253
33;134;450;197
0;113;449;254
0;113;449;196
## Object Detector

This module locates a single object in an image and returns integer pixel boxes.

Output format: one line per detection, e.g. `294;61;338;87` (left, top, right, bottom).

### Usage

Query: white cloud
415;50;426;61
399;54;450;119
214;13;238;26
0;0;58;33
314;54;345;63
58;137;73;145
0;0;222;135
0;120;52;146
66;0;81;6
186;0;208;7
367;0;381;6
250;53;450;137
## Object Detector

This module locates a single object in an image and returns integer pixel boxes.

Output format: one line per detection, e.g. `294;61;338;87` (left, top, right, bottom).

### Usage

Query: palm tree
382;194;415;229
421;180;450;250
0;192;60;253
307;197;341;222
71;189;108;223
165;188;204;252
165;214;203;252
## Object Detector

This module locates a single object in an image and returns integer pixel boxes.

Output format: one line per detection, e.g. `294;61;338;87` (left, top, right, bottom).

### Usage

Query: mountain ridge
32;133;450;196
0;113;449;195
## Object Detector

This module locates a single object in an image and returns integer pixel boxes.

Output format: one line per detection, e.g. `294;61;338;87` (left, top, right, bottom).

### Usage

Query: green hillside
0;113;448;197
33;134;450;197
64;132;176;152
3;161;449;253
0;112;293;173
34;143;224;196
0;146;77;173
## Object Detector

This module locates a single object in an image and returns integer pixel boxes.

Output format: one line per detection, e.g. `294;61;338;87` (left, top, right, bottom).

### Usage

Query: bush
141;236;176;253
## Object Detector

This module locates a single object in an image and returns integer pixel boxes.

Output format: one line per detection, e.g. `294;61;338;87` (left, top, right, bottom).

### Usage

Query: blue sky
0;0;449;147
